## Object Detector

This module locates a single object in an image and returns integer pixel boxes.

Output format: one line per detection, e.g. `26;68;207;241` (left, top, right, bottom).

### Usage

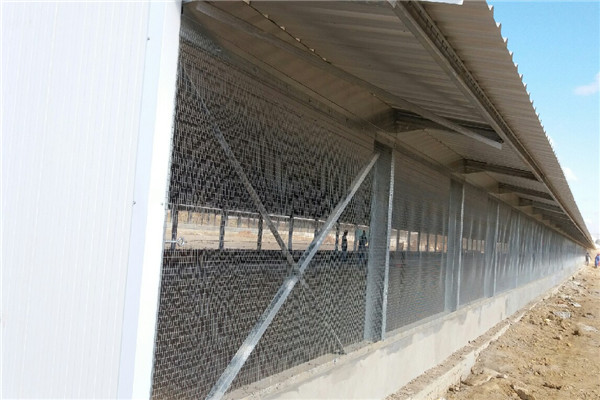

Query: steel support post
170;206;179;251
484;200;499;297
364;143;394;342
537;227;544;279
205;153;379;400
445;180;464;311
441;208;448;267
382;151;395;335
513;213;521;288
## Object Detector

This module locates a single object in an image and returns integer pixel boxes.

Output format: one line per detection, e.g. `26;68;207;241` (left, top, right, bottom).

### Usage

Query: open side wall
149;22;583;400
2;3;586;400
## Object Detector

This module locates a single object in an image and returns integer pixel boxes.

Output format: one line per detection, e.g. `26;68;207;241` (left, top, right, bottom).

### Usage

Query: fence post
445;180;464;311
170;206;179;251
288;215;294;251
484;199;499;297
513;213;521;288
219;209;227;250
364;143;394;342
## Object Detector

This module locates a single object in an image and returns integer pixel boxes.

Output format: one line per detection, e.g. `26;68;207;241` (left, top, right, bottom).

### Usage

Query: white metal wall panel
2;2;150;397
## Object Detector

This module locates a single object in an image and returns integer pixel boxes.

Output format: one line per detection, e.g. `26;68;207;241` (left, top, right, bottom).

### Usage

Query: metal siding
2;2;150;397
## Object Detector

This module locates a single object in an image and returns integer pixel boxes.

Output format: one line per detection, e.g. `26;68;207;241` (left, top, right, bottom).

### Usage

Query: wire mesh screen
495;203;519;293
459;185;488;306
493;202;581;295
151;22;374;399
386;155;449;332
151;16;585;400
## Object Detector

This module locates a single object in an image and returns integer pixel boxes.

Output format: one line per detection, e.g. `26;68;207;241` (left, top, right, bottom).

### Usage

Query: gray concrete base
394;265;580;400
391;301;521;400
228;264;580;400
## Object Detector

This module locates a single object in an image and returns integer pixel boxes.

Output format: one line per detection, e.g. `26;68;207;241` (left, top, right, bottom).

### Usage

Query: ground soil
441;262;600;400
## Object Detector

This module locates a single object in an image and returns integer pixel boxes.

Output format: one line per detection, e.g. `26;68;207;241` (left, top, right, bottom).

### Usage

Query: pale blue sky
489;1;600;242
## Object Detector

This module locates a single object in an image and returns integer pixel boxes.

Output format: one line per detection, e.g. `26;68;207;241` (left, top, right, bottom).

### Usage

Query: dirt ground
441;261;600;400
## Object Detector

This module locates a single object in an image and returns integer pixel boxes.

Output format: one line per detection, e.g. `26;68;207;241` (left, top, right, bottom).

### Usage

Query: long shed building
2;1;594;399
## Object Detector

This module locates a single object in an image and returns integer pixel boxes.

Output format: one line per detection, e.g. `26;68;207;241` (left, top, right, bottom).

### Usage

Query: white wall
1;2;179;397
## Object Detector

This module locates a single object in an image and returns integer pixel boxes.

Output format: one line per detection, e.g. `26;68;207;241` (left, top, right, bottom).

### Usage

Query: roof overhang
182;0;594;248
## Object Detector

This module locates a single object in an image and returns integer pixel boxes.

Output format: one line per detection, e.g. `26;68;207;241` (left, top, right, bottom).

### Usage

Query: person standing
358;230;367;262
595;253;600;269
358;231;367;252
341;230;348;260
585;251;591;266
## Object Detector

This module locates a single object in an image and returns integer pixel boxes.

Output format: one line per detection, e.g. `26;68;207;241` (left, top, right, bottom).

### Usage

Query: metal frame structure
191;2;502;150
150;3;592;400
205;152;379;399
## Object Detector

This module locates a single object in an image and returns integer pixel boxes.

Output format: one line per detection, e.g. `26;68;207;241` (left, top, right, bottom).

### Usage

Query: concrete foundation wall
238;263;579;400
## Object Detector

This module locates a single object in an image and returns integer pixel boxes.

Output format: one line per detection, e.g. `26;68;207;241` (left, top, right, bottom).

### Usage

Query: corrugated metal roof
423;1;590;245
184;0;593;247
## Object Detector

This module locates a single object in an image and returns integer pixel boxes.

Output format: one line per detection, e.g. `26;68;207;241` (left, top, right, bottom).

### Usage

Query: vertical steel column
445;180;464;311
484;200;499;297
364;143;394;342
513;213;521;288
441;208;447;269
335;222;340;251
382;151;395;335
524;220;531;283
537;226;545;279
170;206;179;251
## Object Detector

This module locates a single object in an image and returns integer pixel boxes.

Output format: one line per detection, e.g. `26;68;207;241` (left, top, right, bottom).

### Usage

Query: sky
488;1;600;243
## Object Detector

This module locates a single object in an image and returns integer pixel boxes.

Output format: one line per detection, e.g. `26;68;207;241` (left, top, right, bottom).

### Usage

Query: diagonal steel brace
181;64;348;355
204;150;379;400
